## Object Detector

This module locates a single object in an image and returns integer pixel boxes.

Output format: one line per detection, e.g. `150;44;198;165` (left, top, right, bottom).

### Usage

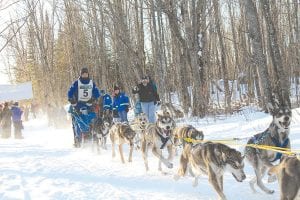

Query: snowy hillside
1;108;300;200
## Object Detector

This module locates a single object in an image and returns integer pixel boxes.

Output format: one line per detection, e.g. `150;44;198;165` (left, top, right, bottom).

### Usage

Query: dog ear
221;152;227;162
267;94;281;115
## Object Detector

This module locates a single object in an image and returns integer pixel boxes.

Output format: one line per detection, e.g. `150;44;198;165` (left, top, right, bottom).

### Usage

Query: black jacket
0;107;12;128
133;83;160;103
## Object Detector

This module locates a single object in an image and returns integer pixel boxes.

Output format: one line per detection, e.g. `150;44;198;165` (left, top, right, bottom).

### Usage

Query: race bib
78;79;93;102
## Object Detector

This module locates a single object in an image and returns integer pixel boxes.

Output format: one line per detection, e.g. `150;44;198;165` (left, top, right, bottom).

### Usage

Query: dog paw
268;190;275;194
167;163;173;169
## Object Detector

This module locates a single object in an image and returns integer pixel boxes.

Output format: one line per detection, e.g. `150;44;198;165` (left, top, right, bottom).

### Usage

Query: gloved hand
125;106;129;112
69;98;77;106
132;86;139;93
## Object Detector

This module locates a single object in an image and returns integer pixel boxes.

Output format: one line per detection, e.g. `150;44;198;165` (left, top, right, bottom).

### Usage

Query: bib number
83;89;89;97
78;80;93;102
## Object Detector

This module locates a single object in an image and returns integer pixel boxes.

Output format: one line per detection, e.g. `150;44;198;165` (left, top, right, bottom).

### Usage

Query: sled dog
174;142;246;200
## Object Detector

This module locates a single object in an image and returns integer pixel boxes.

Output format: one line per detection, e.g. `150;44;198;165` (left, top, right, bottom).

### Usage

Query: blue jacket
11;106;23;122
113;92;130;112
68;77;100;102
102;93;112;111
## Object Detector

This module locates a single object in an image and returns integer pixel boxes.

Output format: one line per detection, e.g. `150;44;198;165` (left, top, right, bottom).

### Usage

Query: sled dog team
67;68;298;199
95;102;297;200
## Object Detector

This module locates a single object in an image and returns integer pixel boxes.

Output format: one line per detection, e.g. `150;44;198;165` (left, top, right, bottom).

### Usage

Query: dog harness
156;127;170;149
252;129;289;162
270;137;289;162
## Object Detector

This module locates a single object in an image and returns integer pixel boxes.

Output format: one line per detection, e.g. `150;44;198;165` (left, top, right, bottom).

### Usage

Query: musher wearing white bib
68;67;100;110
68;67;101;147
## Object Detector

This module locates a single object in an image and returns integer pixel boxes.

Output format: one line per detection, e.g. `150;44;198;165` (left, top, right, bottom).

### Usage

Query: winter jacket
133;82;160;103
67;77;100;103
102;93;113;111
11;106;23;122
0;107;12;127
113;92;130;112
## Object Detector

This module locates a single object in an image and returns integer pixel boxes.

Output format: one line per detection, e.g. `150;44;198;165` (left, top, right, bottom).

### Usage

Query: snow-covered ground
1;108;300;200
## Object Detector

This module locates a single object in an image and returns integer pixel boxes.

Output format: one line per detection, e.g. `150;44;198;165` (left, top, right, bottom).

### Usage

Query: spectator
133;75;160;123
0;102;12;138
11;102;23;139
112;85;130;123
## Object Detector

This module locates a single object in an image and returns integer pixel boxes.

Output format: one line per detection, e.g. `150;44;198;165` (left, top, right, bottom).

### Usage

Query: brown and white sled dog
141;113;176;171
94;110;113;152
268;156;300;200
173;125;204;154
244;104;292;194
174;142;246;200
131;113;149;150
110;122;136;163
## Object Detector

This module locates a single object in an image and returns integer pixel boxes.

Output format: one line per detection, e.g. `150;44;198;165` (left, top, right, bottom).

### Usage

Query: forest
0;0;299;117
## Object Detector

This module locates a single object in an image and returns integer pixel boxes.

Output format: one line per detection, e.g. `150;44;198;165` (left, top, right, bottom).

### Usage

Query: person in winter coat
67;67;100;146
11;102;23;139
132;75;160;123
0;102;12;138
102;92;113;112
68;67;100;110
112;86;130;123
97;89;112;118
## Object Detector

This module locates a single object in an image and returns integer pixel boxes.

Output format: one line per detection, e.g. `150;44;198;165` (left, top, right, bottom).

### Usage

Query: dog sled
69;105;97;148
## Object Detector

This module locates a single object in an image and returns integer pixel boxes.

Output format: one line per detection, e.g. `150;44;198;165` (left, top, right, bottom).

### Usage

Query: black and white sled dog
244;102;292;194
131;112;149;150
94;110;113;152
141;111;176;171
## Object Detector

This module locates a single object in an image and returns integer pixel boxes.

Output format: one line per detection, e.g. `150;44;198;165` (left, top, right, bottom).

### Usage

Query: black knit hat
114;85;120;91
80;67;89;75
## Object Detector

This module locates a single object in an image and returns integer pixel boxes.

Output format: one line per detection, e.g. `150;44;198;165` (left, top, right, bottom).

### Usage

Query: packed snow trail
1;108;300;200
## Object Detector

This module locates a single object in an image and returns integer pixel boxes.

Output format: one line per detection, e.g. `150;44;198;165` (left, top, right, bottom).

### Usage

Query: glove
132;86;139;93
69;98;77;106
125;106;129;112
